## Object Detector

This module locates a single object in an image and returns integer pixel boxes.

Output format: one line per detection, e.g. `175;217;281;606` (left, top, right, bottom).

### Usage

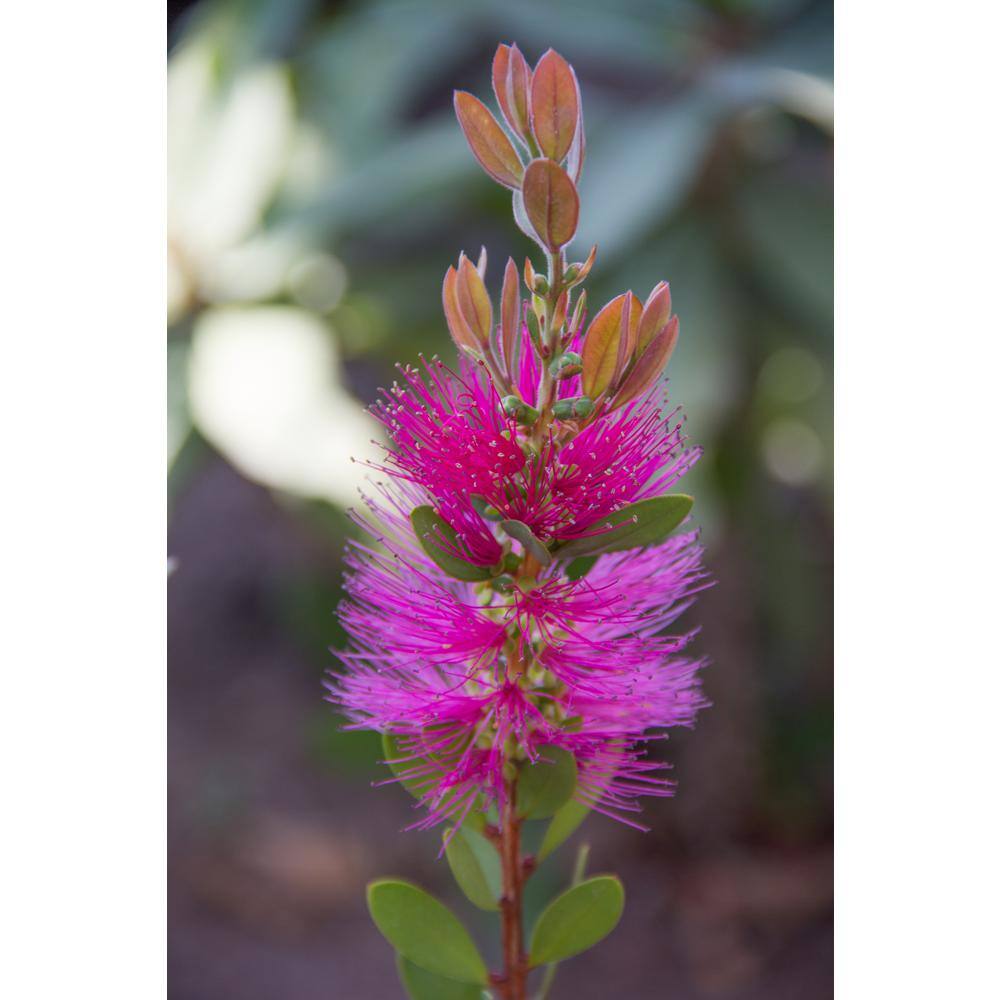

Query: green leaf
500;519;552;567
411;505;496;582
395;954;487;1000
382;731;436;799
553;495;693;560
381;733;485;832
528;875;625;967
444;825;501;911
538;798;591;861
367;879;488;984
517;746;577;820
564;555;598;581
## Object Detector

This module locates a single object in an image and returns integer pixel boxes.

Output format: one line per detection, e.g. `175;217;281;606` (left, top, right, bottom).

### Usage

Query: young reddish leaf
636;281;671;353
501;258;521;376
475;245;488;280
529;49;579;162
613;314;680;409
524;256;537;291
454;91;524;189
553;290;569;332
580;293;627;398
521;158;579;251
566;79;586;182
612;292;641;387
569;244;598;285
492;44;531;144
492;44;513;127
455;254;492;345
509;46;532;138
442;266;478;352
568;289;588;335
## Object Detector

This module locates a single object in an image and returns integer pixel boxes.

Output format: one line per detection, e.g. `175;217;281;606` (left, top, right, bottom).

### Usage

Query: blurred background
167;0;832;997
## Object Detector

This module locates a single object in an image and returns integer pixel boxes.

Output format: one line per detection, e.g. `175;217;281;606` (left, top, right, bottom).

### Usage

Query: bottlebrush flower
328;351;710;830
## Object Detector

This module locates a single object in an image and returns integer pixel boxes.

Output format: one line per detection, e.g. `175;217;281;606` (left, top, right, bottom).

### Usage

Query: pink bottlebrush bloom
328;356;711;830
370;354;699;550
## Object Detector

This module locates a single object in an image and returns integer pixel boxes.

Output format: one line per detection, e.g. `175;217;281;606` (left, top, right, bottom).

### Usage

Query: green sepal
553;495;693;560
396;954;487;1000
500;519;552;567
538;798;591;861
528;875;625;967
366;879;488;984
411;505;497;582
470;494;503;521
443;825;502;911
517;746;577;820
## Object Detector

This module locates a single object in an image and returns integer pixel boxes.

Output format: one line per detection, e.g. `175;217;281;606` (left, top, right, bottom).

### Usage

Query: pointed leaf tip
530;49;580;162
529;875;624;967
456;254;492;345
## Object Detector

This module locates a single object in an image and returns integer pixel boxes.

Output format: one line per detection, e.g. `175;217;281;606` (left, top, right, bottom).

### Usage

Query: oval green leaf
517;746;577;820
367;879;488;984
396;954;487;1000
554;495;693;560
528;875;625;967
411;505;496;582
444;825;502;912
538;798;591;861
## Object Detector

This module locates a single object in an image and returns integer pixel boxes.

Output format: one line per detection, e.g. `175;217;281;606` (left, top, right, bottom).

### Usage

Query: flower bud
552;396;594;420
533;274;549;295
502;395;540;426
549;351;583;379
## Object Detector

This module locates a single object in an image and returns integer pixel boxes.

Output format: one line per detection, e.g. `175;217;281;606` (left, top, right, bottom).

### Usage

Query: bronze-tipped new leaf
581;293;640;397
454;91;524;189
492;43;531;144
442;266;479;352
613;315;679;409
636;281;671;353
522;158;579;251
501;257;521;376
567;245;597;286
580;294;626;398
612;292;641;389
455;254;492;345
529;49;579;162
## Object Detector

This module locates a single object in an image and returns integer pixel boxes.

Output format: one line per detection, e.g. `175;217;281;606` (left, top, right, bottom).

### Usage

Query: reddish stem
498;778;527;1000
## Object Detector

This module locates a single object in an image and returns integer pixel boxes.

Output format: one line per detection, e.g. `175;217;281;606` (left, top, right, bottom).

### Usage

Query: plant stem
498;776;527;1000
